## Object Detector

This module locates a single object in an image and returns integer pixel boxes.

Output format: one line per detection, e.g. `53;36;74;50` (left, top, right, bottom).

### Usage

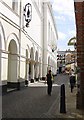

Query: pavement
2;74;84;119
55;76;84;119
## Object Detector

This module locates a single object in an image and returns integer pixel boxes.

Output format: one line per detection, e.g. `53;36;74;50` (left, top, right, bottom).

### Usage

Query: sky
51;0;76;51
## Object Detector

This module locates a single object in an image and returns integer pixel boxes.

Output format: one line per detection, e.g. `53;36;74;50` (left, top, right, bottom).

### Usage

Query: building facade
0;0;58;93
57;51;66;68
57;50;76;73
74;1;84;110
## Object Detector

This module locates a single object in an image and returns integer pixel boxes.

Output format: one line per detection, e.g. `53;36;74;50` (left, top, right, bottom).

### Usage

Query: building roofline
47;2;58;40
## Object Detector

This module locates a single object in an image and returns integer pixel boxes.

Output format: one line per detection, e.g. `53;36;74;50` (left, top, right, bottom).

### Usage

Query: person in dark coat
46;70;52;96
69;69;76;93
70;75;75;92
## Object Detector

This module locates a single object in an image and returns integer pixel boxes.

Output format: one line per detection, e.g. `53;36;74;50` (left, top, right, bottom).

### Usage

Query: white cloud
51;0;76;51
51;0;75;19
55;16;65;21
52;0;74;11
58;32;67;40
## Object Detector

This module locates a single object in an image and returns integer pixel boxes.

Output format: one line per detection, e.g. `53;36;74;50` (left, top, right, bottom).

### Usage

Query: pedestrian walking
46;70;52;96
69;69;76;93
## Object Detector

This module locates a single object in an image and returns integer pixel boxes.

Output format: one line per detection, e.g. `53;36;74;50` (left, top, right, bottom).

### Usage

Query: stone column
30;61;34;83
25;61;29;86
39;62;42;80
35;63;38;81
42;3;47;80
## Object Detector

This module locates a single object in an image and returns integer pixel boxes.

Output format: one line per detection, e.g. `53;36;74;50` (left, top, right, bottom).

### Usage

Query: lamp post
23;3;32;86
24;3;32;27
51;44;57;52
74;43;77;50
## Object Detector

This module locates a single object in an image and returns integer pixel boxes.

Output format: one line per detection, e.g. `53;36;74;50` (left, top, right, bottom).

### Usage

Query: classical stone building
74;1;84;109
57;51;66;68
57;50;76;72
0;0;58;93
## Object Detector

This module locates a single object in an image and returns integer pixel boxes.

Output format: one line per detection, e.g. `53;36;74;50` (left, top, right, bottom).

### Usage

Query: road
2;74;69;118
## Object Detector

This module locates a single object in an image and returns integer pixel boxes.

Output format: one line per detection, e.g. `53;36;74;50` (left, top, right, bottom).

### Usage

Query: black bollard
17;82;20;90
25;80;28;87
60;84;66;113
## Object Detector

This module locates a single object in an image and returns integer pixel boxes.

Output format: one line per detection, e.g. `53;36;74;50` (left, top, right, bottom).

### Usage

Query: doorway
7;40;18;88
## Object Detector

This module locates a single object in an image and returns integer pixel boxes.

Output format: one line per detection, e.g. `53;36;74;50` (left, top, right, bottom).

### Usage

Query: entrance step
7;88;17;92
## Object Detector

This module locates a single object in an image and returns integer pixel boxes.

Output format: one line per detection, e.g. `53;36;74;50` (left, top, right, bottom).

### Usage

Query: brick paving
2;74;84;119
2;80;60;118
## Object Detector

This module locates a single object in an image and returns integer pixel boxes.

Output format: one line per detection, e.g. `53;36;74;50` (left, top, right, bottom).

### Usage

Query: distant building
57;50;76;72
57;51;66;68
65;50;76;64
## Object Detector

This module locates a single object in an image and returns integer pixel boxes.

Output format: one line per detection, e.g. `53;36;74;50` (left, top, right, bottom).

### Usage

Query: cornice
47;2;58;39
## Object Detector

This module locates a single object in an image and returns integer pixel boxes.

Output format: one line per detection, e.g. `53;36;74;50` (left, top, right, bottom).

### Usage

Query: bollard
60;84;66;113
17;82;20;90
25;80;28;87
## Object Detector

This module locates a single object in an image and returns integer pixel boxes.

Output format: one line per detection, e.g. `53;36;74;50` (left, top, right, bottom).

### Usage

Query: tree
68;37;76;46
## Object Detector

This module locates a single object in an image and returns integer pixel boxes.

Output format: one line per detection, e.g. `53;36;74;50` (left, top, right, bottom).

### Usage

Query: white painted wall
0;0;58;86
23;0;42;47
42;2;58;77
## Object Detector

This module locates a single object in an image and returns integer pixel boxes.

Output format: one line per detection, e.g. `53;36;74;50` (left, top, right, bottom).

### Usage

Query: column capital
26;58;31;64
